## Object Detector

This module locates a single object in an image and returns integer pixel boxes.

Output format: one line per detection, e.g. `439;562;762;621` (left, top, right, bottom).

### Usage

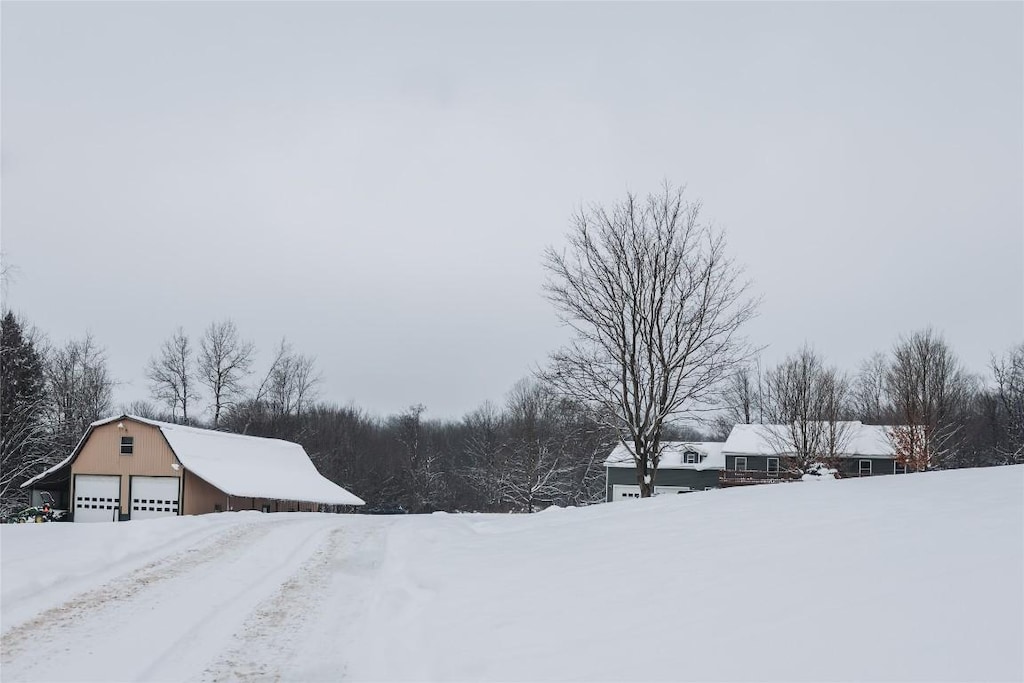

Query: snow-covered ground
2;466;1021;682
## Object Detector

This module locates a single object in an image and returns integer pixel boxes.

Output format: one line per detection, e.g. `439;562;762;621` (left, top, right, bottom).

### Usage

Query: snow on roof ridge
723;422;895;457
604;441;727;470
96;415;296;445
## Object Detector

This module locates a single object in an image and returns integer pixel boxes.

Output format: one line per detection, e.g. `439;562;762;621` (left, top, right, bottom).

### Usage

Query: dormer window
120;436;134;455
683;451;699;464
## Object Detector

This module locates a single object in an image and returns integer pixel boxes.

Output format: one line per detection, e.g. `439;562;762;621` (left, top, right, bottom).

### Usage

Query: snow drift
2;466;1021;682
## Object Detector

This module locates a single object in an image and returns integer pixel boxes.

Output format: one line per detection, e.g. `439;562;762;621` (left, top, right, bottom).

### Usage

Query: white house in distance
605;422;905;501
22;415;364;522
605;442;725;502
719;421;902;485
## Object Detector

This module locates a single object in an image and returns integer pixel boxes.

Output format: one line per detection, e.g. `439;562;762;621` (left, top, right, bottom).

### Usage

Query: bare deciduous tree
542;184;757;497
851;351;891;424
497;381;575;512
147;327;197;423
47;332;114;447
760;346;853;476
198;320;254;428
254;339;321;417
886;328;973;470
391;404;447;511
713;363;759;439
462;402;504;509
991;342;1024;464
120;399;164;421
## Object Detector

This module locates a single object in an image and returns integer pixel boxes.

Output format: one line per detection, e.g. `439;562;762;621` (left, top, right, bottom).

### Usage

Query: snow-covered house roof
723;422;895;458
605;441;726;471
23;415;364;506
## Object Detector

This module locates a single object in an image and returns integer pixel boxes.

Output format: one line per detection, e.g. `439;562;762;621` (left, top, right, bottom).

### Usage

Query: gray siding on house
834;457;904;477
606;466;720;501
725;454;775;473
724;454;902;477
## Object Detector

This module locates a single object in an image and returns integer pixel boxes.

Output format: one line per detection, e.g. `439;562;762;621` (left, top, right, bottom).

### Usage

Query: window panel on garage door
74;475;121;522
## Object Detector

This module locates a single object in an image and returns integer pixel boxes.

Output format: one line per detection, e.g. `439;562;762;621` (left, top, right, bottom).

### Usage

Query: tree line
2;183;1021;511
0;312;613;513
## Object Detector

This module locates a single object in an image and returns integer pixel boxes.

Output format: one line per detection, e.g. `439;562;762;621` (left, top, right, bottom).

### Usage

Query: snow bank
348;466;1023;682
2;467;1020;682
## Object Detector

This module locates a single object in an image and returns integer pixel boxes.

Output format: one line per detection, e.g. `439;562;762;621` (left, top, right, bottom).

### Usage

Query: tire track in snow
1;516;336;683
135;519;339;682
0;519;272;663
198;520;389;683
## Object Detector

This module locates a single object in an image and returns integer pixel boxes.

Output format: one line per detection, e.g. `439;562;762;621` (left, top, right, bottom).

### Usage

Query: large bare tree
198;319;254;428
147;327;197;423
542;184;757;497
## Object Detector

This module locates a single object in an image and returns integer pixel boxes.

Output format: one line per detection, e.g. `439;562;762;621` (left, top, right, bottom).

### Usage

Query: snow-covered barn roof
23;415;364;506
722;422;895;458
605;442;726;470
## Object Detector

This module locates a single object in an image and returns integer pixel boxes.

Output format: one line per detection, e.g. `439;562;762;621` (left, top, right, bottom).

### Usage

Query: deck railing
718;470;800;486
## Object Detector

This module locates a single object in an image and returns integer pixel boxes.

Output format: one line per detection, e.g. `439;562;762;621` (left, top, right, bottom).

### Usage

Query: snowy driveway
1;513;390;682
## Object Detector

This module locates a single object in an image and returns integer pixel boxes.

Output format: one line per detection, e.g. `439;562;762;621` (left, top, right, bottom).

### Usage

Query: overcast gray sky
2;1;1021;420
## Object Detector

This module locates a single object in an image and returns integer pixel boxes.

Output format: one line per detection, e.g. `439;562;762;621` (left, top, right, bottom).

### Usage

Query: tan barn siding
183;473;324;515
226;497;314;512
182;471;227;515
69;419;332;518
71;419;181;516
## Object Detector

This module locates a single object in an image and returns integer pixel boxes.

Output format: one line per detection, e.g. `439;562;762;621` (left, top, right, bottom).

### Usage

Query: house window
684;451;698;464
734;457;747;471
894;461;907;475
859;459;872;476
767;458;779;475
120;436;134;455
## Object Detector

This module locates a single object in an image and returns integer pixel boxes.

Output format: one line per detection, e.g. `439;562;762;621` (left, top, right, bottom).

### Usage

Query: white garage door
654;485;692;495
612;484;642;501
612;484;693;501
74;475;121;522
131;476;180;520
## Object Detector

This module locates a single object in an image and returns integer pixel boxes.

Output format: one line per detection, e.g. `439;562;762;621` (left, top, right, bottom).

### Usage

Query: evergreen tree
1;311;49;510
